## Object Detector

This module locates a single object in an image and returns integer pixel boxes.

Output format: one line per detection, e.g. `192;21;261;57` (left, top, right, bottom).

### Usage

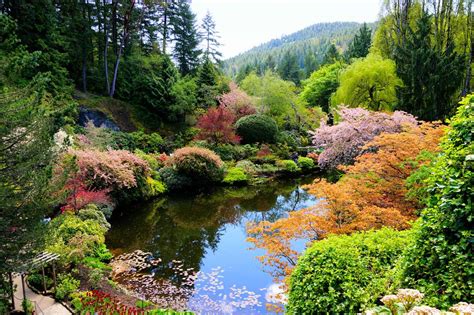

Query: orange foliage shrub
247;123;445;280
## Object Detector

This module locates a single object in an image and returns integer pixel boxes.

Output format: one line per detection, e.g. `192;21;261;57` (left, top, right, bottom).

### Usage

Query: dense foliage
401;95;474;308
162;147;224;190
332;54;402;110
235;114;279;144
310;107;417;169
288;228;413;313
248;122;444;279
300;62;345;112
195;106;240;144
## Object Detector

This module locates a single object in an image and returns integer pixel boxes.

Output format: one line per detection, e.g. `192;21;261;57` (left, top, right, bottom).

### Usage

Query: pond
106;176;320;314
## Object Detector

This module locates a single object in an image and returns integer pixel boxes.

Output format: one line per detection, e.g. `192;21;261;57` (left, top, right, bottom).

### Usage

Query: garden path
13;274;71;315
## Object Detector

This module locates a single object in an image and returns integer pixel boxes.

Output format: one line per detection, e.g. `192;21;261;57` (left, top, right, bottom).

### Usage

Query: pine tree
345;23;371;60
264;55;277;72
3;0;70;92
171;0;201;75
201;11;222;64
0;80;55;299
196;57;219;107
304;52;319;78
278;51;300;84
157;0;177;55
322;43;340;65
235;64;253;83
394;12;464;120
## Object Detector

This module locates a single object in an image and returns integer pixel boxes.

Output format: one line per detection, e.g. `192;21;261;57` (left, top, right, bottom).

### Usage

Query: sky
191;0;383;59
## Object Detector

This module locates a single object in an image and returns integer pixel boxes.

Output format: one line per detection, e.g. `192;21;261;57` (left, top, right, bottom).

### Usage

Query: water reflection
106;176;319;313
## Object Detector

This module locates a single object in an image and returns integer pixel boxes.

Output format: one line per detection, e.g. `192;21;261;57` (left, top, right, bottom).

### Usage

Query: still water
106;176;320;314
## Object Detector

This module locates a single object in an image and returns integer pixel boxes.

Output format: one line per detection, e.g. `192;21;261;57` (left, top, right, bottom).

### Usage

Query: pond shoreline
106;174;322;313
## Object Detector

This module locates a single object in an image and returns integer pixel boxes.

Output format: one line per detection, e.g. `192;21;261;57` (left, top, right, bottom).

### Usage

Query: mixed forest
0;0;473;314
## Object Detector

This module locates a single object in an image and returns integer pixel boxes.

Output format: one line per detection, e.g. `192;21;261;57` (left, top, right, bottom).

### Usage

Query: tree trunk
109;0;137;98
462;2;473;96
81;0;87;93
162;5;168;54
103;0;110;95
112;0;118;55
109;44;123;97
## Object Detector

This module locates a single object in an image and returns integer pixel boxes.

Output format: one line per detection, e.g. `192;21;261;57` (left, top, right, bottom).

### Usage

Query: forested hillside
224;22;372;80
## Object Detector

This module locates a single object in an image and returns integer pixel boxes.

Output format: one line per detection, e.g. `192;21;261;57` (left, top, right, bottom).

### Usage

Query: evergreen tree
157;0;177;55
345;23;371;60
0;80;55;306
196;57;219;107
235;64;254;83
278;51;300;84
2;0;70;92
264;55;277;72
201;11;222;64
171;0;201;75
322;43;340;65
304;51;319;78
394;12;464;120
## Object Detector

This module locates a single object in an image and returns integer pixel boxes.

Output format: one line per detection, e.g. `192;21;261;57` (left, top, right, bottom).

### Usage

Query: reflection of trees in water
106;176;319;308
242;184;317;225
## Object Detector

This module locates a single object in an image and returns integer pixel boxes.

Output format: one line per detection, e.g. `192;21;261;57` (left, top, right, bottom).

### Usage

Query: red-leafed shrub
256;145;272;158
219;82;257;119
72;290;145;314
61;184;111;213
195;106;241;144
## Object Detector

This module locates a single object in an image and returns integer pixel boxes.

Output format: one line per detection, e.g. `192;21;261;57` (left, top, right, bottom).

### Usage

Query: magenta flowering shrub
310;107;417;169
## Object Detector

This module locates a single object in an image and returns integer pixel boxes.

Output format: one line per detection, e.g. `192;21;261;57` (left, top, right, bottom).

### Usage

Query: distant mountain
224;22;373;78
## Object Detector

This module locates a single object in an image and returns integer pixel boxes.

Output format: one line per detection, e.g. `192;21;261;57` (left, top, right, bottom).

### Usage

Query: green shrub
78;205;111;231
277;130;300;148
134;149;160;170
82;257;111;271
46;213;108;263
288;228;413;314
93;243;113;262
159;167;192;191
223;167;248;185
112;131;164;153
209;144;258;161
55;274;80;301
144;176;166;197
166;147;224;189
22;299;34;315
277;159;300;173
235;114;278;144
297;156;315;170
235;160;258;175
27;273;53;292
130;131;164;153
136;299;154;309
401;95;474;308
88;268;106;289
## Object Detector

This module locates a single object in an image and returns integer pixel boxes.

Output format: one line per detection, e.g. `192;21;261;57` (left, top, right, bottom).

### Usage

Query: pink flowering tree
218;82;257;119
310;107;418;169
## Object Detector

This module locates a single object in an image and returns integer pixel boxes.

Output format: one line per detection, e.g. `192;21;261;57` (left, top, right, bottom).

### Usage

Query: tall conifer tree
171;0;201;75
201;11;222;64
